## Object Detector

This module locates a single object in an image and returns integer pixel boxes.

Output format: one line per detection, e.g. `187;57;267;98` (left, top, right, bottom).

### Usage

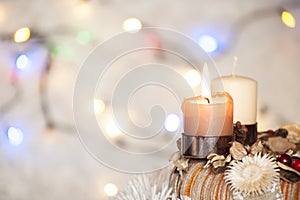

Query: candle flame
201;63;212;102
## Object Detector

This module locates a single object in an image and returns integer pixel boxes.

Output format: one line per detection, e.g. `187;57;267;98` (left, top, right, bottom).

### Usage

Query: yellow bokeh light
281;11;296;28
122;18;142;33
185;70;202;87
0;6;5;24
14;27;31;43
104;183;118;197
106;121;122;138
94;99;105;114
74;3;92;19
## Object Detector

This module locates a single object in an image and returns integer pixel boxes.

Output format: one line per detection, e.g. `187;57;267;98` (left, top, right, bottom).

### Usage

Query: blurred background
0;0;299;199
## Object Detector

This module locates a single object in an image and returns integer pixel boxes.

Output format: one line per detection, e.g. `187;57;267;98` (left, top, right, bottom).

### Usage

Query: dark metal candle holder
181;133;232;159
245;123;258;145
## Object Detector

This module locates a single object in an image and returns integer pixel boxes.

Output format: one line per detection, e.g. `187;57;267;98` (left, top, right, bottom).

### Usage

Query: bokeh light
198;34;218;53
0;5;5;24
7;127;24;146
106;121;122;138
93;99;105;115
14;27;31;43
104;183;118;197
76;30;93;45
50;44;74;59
74;2;92;19
164;114;180;132
185;70;202;87
122;18;142;33
281;11;296;28
16;54;31;70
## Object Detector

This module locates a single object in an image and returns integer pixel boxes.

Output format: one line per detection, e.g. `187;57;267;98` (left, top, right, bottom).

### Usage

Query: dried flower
225;153;280;196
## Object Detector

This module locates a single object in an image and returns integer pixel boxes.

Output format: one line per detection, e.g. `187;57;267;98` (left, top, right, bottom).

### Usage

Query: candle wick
232;56;238;76
204;97;210;103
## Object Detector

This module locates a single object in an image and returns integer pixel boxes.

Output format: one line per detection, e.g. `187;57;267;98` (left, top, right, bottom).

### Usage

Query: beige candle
211;75;257;125
182;92;233;136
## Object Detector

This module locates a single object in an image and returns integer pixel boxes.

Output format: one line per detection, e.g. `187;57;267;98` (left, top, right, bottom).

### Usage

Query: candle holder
233;121;258;146
245;123;258;145
181;133;232;159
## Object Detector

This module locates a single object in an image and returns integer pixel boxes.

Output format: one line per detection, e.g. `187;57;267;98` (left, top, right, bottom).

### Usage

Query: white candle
211;75;257;125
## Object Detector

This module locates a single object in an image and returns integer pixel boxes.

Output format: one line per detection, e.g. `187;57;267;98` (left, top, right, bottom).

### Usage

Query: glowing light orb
106;121;122;138
104;183;118;197
50;44;74;59
198;35;218;53
122;18;142;33
0;6;5;23
14;27;31;43
164;114;180;132
74;3;92;19
185;70;202;87
281;11;296;28
93;99;105;114
7;127;24;146
76;30;93;45
16;54;30;70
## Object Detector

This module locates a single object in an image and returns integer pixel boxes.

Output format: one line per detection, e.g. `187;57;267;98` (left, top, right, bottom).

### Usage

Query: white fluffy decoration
115;169;191;200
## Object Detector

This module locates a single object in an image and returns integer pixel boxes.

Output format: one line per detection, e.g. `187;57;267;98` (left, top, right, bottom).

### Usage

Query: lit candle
181;65;234;158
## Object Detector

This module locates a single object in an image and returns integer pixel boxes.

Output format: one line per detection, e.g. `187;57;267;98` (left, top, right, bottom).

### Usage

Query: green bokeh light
76;30;93;45
50;44;74;59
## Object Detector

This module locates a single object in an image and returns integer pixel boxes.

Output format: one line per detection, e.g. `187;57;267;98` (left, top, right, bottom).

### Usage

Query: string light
106;121;122;138
76;30;93;45
164;114;180;132
198;34;218;53
7;127;24;146
281;11;296;28
14;27;31;43
74;2;92;19
185;70;202;87
93;99;105;114
0;5;5;24
50;44;74;59
16;54;31;70
122;18;142;33
0;5;298;199
104;183;118;197
0;3;297;146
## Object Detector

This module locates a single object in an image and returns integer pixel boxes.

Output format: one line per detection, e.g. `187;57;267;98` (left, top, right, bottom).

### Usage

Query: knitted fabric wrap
175;161;300;200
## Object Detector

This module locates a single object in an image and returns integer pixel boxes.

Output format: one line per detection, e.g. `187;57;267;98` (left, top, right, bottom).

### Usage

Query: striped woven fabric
177;161;300;200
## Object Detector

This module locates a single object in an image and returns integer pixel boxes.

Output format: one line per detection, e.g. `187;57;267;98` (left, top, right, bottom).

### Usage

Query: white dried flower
224;153;280;196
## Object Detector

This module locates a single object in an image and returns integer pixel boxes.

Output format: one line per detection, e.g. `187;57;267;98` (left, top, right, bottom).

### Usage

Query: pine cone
233;121;248;145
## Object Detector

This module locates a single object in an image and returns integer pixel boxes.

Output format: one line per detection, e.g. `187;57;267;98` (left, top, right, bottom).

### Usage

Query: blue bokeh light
164;114;180;133
198;34;218;53
16;54;31;70
7;127;24;146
